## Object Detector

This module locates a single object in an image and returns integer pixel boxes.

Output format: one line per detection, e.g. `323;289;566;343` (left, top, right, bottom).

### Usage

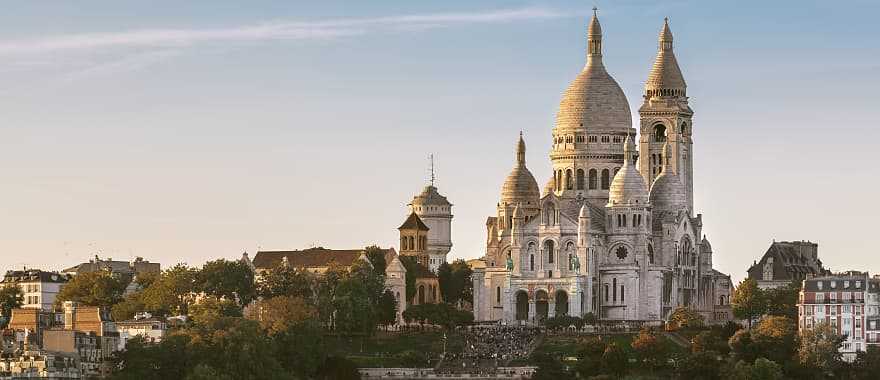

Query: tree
314;263;346;330
333;276;376;335
55;270;128;308
246;295;316;336
189;297;243;327
364;245;387;277
632;328;666;372
675;351;720;380
729;329;758;363
110;334;193;380
0;285;24;328
582;312;598;325
763;281;800;320
273;320;329;379
575;336;606;378
437;263;454;303
851;345;880;380
751;315;796;364
450;260;473;307
141;264;198;316
692;330;728;355
256;263;313;300
186;318;292;380
601;342;628;378
667;306;704;330
798;322;844;376
111;293;146;321
532;353;568;380
727;358;783;380
315;356;360;380
378;290;398;328
185;364;233;380
731;278;765;329
197;259;256;306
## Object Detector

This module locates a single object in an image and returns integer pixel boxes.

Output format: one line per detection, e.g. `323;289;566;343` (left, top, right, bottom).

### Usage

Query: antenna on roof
429;154;436;187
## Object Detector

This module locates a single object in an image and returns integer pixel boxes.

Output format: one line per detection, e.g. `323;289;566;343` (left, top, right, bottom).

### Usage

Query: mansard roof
253;248;390;270
746;241;827;283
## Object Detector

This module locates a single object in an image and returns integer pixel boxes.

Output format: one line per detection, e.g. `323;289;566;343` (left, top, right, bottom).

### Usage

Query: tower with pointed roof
639;18;694;214
398;212;430;268
551;7;635;211
408;163;453;272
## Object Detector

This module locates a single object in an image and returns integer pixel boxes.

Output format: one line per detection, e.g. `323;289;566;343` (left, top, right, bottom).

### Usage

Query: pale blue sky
0;1;878;282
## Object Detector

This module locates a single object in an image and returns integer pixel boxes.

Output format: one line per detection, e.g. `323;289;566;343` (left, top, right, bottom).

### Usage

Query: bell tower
638;18;694;213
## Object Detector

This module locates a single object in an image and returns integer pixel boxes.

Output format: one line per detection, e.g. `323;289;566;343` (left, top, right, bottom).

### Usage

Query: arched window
601;169;610;189
496;287;501;303
530;254;535;271
545;240;555;264
588;169;598;190
648;245;655;264
565;169;573;190
544;203;556;225
719;295;724;305
401;237;407;250
408;236;415;250
620;285;625;302
681;122;688;135
576;169;585;190
604;284;609;302
654;124;667;142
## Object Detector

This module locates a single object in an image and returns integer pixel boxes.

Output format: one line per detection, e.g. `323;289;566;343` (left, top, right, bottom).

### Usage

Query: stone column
548;302;556;318
528;301;536;321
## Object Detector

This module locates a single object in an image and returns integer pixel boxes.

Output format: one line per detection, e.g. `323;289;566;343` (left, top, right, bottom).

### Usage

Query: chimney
64;301;77;330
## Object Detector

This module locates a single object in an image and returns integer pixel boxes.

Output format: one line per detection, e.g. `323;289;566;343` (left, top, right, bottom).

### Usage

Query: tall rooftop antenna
429;154;436;187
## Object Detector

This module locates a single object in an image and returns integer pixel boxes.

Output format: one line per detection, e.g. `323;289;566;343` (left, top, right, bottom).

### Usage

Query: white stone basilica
471;11;732;323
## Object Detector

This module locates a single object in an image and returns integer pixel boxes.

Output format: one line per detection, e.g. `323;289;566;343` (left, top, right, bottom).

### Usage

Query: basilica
471;11;733;323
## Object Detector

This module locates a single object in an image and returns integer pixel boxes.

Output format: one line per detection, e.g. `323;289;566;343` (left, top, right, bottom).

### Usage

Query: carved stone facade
471;11;732;323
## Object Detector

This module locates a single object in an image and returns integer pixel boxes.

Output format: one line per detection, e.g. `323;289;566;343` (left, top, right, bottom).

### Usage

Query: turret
638;17;694;212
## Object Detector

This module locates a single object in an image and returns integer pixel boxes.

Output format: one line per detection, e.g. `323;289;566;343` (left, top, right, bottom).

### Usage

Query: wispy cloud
0;7;566;56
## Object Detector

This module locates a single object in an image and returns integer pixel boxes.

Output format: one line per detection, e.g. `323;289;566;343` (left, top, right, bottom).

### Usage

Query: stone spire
645;17;686;98
587;7;603;66
516;131;526;167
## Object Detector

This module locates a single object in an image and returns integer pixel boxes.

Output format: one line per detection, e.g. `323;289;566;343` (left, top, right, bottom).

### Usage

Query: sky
0;0;878;283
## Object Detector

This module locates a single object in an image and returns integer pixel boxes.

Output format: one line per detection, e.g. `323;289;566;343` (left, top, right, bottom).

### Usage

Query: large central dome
555;10;631;134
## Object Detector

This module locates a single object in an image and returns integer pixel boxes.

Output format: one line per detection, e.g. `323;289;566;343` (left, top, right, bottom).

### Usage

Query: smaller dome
608;135;649;206
649;142;687;212
501;134;540;205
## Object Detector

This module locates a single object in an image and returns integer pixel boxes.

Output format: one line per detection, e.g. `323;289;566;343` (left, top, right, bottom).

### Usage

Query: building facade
1;270;70;312
798;272;880;361
471;11;731;324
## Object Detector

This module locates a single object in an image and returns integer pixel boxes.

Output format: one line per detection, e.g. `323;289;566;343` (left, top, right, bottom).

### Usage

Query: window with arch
565;169;573;190
576;169;585;190
615;246;628;260
589;169;598;190
544;203;556;225
496;287;501;303
601;169;610;189
620;285;625;302
681;122;688;135
545;240;555;264
613;278;617;301
408;236;415;250
654;124;667;142
530;254;535;271
401;237;407;250
648;245;655;264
